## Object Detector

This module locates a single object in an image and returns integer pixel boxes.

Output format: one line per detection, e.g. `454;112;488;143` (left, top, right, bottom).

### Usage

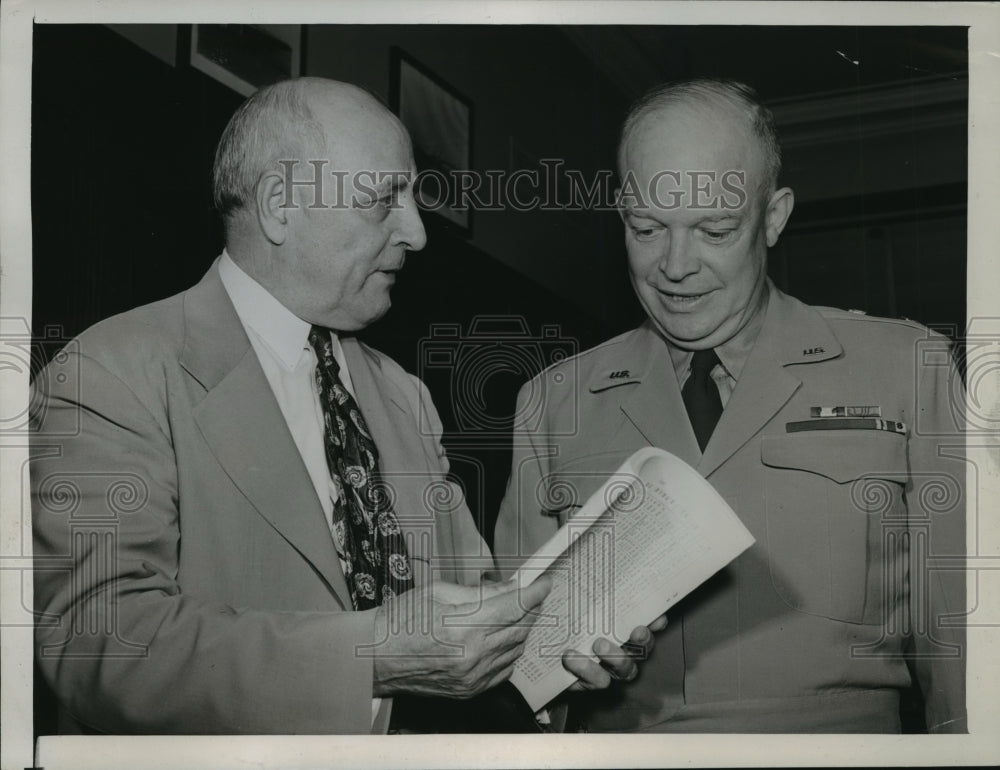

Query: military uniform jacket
494;285;966;733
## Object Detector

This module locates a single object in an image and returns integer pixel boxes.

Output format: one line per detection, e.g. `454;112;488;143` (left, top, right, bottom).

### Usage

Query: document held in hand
508;447;755;711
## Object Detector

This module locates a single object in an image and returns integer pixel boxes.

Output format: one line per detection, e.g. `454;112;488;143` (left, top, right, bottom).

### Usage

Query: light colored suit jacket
494;285;966;733
31;262;490;734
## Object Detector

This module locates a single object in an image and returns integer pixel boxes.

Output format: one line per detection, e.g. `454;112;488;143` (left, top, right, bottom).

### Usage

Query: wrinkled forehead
620;104;767;216
621;103;764;188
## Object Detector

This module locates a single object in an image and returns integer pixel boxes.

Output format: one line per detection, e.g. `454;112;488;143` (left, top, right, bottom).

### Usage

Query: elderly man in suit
30;77;650;735
494;79;967;733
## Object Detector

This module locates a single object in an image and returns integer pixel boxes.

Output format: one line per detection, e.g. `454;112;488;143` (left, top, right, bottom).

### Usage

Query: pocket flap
761;431;906;484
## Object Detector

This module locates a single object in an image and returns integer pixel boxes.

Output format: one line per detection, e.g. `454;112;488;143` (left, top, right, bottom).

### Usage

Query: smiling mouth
659;289;713;302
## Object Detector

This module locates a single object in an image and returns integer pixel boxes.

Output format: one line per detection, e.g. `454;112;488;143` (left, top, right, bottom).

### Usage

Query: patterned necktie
308;326;414;610
682;348;724;452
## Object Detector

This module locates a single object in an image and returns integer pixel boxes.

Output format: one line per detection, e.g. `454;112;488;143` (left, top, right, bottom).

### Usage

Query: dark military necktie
682;348;724;452
308;326;414;610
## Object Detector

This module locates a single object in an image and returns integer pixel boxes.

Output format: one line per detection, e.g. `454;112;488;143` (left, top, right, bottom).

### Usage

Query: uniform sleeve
32;351;378;734
906;333;967;733
493;380;560;579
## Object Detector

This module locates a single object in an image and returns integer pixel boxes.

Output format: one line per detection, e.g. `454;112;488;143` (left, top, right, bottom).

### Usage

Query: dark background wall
31;22;967;544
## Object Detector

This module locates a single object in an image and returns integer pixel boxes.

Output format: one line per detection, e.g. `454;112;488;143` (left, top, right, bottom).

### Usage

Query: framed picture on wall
190;24;303;96
390;47;474;236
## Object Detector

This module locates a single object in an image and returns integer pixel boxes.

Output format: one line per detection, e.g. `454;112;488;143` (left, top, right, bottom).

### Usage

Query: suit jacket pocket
761;431;908;624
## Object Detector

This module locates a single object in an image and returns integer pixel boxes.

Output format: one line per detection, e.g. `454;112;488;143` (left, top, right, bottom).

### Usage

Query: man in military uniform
494;79;967;733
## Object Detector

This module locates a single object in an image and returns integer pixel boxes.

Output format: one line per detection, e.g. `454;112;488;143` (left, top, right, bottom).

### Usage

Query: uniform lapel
697;286;842;478
603;323;702;467
180;262;353;609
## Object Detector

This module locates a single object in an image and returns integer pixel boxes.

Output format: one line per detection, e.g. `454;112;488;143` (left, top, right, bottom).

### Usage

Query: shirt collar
667;284;770;384
218;250;313;371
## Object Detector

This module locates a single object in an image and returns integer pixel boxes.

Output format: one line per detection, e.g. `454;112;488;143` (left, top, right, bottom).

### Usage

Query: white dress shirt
219;251;354;530
218;251;382;724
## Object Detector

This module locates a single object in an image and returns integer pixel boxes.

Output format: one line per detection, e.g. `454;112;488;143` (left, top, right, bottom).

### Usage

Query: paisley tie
308;326;414;609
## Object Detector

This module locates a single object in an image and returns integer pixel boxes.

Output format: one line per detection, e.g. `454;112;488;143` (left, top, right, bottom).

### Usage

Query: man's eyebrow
372;173;411;195
696;213;742;225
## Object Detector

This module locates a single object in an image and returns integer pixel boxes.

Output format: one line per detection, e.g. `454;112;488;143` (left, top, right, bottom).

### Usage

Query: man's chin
358;297;393;329
323;300;391;333
653;320;737;351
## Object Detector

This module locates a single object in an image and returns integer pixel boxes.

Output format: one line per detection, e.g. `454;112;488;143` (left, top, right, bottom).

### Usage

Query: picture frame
390;47;474;236
189;24;303;97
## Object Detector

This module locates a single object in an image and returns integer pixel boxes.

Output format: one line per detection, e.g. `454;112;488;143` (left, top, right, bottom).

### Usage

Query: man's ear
256;170;289;245
764;186;794;247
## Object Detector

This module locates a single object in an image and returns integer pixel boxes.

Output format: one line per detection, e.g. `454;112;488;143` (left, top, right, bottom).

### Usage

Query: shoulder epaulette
817;306;931;332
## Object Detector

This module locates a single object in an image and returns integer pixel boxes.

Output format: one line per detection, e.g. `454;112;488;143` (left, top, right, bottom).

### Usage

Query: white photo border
2;2;998;768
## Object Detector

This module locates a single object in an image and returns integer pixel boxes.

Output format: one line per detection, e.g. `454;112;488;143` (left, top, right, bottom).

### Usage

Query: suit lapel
341;336;426;491
697;286;843;478
181;262;353;609
341;337;438;586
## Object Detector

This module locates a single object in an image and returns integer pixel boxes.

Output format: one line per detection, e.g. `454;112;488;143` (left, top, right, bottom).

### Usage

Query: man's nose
658;229;699;281
396;199;427;252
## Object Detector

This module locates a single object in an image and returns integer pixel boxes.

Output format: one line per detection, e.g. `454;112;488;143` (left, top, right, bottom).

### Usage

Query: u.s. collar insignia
590;368;641;392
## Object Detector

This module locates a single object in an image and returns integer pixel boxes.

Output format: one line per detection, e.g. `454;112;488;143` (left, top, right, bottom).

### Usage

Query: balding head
618;79;782;200
212;77;398;232
212;76;425;331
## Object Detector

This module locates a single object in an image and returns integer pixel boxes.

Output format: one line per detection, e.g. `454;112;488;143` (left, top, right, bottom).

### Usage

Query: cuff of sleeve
325;607;380;734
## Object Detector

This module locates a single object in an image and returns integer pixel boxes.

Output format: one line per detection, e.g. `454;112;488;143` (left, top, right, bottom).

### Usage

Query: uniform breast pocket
542;450;635;527
760;431;908;624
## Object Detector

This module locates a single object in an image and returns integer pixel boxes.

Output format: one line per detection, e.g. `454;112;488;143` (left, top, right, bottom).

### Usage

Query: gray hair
618;78;782;196
212;79;326;223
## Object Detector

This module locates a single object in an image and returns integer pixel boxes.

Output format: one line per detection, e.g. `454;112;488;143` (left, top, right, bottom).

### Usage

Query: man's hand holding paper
508;448;754;711
564;614;668;690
